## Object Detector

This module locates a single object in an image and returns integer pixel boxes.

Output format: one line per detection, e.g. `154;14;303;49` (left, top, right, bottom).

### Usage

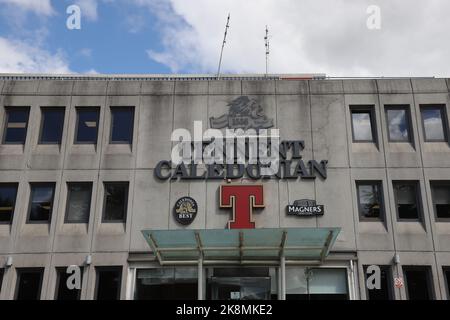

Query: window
393;181;422;221
444;267;450;299
0;183;18;224
285;268;348;300
431;182;450;220
103;182;128;222
386;106;411;142
15;268;44;300
403;266;434;300
0;269;3;294
421;105;448;142
364;265;393;300
39;107;65;144
356;181;384;220
110;107;134;144
95;267;122;300
65;182;92;223
75;108;100;144
350;107;376;142
135;268;198;300
3;107;30;144
28;183;55;223
55;267;83;300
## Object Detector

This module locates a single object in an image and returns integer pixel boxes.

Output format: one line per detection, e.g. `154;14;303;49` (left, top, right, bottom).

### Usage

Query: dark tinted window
55;267;83;300
393;181;421;220
364;265;393;300
0;269;3;294
28;183;55;223
103;182;128;222
431;182;450;219
403;266;434;300
65;183;92;223
111;107;134;144
0;183;18;224
386;107;411;142
135;268;198;300
15;268;44;300
351;108;375;142
95;267;122;300
39;108;65;144
444;268;450;299
75;108;99;144
421;106;447;141
357;182;384;220
3;107;30;144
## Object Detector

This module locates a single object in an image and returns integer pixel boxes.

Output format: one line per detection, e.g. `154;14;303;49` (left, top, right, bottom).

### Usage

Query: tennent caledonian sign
219;185;264;229
155;96;328;182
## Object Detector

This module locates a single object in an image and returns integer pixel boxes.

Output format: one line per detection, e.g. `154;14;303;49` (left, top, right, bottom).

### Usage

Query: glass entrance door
207;267;273;300
210;277;271;300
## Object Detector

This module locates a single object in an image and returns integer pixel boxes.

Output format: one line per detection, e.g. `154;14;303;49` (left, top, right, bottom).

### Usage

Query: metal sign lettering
286;199;324;217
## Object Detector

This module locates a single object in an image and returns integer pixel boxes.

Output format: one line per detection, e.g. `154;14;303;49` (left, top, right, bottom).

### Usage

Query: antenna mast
216;13;230;80
264;25;270;77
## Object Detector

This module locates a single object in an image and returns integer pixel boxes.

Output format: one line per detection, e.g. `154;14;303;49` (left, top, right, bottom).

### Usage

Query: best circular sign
173;197;198;225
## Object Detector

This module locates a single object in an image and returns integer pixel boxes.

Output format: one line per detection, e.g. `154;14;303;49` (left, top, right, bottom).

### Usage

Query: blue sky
48;1;170;74
0;0;175;74
0;0;449;76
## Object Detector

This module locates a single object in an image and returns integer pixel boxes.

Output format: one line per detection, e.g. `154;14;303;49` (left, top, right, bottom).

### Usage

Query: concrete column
198;257;203;300
280;255;286;300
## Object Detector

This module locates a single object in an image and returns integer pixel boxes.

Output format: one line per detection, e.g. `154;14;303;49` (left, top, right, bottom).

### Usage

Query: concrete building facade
0;74;450;300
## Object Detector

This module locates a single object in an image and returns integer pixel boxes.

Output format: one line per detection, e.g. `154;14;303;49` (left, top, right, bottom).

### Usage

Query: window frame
64;182;93;224
102;182;129;223
74;107;100;145
26;182;56;224
2;107;30;145
54;266;83;300
393;180;423;222
38;107;66;145
420;104;449;143
403;265;435;300
385;105;413;143
350;105;378;144
356;180;385;222
363;265;394;300
94;266;122;300
430;180;450;222
0;182;19;225
14;268;44;300
109;106;135;145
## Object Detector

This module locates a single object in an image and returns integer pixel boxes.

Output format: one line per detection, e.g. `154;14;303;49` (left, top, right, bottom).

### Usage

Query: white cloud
135;0;450;76
125;14;146;33
0;0;54;16
0;37;72;73
78;48;93;58
84;68;99;74
74;0;98;21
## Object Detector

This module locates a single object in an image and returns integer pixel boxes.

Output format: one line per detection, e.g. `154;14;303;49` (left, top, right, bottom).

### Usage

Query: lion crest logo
209;96;274;130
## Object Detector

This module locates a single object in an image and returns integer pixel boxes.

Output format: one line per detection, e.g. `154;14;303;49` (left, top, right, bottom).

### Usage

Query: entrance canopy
141;228;340;266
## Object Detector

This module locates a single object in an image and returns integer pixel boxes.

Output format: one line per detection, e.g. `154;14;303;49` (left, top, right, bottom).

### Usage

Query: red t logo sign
219;185;265;229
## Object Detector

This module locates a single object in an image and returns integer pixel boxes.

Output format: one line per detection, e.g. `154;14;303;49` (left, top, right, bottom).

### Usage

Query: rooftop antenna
264;25;270;77
216;13;230;80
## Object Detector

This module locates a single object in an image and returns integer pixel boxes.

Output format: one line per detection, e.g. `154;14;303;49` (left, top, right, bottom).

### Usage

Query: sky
0;0;449;77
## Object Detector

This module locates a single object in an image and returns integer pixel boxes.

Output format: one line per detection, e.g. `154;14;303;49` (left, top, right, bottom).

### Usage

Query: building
0;74;450;300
